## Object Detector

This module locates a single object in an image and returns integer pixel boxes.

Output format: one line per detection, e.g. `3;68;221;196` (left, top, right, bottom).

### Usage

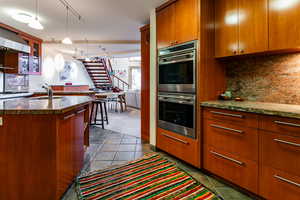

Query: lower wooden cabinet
202;107;300;199
260;166;300;200
204;145;258;193
156;128;200;168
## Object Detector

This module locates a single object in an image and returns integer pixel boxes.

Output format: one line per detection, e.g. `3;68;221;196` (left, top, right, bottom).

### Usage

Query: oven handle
158;98;195;105
159;58;194;65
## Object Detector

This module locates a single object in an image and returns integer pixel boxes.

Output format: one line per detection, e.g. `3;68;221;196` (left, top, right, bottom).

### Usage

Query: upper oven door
158;44;196;93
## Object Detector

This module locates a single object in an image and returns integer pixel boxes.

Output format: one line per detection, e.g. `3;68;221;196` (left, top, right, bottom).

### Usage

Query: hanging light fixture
62;6;72;45
85;39;91;61
28;0;44;30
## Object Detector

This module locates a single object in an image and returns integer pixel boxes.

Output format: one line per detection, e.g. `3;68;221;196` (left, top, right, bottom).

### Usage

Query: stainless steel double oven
158;41;197;139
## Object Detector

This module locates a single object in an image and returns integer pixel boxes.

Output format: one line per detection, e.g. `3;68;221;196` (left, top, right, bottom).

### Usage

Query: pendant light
85;39;91;61
28;0;44;30
62;6;72;45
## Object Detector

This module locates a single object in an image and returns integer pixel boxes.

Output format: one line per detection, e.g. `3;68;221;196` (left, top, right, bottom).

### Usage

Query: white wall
29;44;94;91
149;9;157;146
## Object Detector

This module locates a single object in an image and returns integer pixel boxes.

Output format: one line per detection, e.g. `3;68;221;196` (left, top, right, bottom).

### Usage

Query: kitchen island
0;96;92;200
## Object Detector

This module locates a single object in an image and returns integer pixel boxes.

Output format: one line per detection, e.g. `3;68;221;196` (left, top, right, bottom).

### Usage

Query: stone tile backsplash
224;53;300;105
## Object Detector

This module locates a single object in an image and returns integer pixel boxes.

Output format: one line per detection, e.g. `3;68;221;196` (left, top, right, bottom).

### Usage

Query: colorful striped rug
76;153;221;200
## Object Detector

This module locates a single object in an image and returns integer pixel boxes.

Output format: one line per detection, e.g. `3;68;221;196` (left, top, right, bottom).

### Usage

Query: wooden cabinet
156;0;198;49
156;128;200;167
202;106;300;198
203;107;259;193
215;0;239;57
0;51;19;74
204;145;258;193
269;0;300;51
0;23;42;75
215;0;268;57
19;35;42;75
140;25;150;142
157;4;175;49
0;104;90;200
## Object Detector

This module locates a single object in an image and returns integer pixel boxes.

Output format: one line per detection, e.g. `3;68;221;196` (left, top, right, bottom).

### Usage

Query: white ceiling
0;0;167;57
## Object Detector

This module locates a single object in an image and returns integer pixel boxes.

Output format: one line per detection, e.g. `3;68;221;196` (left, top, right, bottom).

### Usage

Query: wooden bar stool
90;100;108;129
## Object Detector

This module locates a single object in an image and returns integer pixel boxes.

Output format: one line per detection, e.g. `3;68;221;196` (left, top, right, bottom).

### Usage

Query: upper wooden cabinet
0;23;42;75
156;0;198;49
215;0;268;57
269;0;300;51
157;3;176;49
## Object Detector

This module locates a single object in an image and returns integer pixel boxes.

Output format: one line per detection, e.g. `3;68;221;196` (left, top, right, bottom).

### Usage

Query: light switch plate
0;117;2;126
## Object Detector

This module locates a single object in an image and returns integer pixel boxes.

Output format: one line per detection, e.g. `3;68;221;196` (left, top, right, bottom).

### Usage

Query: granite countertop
201;100;300;119
0;93;33;99
0;96;92;115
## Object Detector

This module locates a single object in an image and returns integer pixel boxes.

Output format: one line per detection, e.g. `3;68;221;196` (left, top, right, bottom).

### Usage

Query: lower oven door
158;94;195;138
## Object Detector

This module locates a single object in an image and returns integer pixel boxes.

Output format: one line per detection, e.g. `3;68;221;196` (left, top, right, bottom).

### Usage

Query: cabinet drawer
204;119;258;161
259;115;300;137
260;166;300;200
260;130;300;176
204;145;258;193
203;108;258;128
156;128;200;167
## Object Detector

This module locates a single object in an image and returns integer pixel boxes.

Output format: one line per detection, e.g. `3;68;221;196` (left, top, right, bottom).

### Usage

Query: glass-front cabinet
19;35;42;75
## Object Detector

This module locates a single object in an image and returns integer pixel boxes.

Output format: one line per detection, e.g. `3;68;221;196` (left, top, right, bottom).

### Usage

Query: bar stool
90;100;109;129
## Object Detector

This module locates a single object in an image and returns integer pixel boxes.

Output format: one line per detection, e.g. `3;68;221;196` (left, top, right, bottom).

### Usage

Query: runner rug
76;153;221;200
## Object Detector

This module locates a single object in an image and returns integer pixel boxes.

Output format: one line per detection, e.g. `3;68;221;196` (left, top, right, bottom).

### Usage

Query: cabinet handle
210;124;244;134
161;133;189;145
274;120;300;128
210;151;244;166
274;175;300;188
274;139;300;147
210;111;244;118
64;113;75;120
77;109;86;114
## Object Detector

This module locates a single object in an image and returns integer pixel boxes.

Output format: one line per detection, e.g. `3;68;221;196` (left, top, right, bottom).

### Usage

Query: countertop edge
0;99;92;115
200;101;300;120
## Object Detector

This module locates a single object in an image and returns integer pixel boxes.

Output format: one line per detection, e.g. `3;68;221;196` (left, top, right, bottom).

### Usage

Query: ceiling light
62;6;73;45
28;0;44;30
28;17;44;30
62;37;73;45
12;13;33;24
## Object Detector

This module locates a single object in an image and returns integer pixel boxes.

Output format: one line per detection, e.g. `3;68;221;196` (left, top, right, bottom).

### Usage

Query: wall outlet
0;117;2;126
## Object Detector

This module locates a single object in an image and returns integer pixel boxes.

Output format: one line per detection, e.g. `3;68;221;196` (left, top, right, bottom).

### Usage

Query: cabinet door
269;0;300;50
175;0;198;45
215;0;239;57
238;0;268;54
73;109;85;176
140;25;150;142
156;4;176;49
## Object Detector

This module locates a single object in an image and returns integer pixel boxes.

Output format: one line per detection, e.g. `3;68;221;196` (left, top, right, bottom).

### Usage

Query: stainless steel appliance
158;41;197;93
0;27;30;53
158;92;196;138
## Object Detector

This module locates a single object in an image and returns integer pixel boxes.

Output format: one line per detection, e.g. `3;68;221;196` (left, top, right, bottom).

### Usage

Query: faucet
42;83;53;100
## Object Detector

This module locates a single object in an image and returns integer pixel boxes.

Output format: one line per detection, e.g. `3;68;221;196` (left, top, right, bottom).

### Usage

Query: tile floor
62;126;257;200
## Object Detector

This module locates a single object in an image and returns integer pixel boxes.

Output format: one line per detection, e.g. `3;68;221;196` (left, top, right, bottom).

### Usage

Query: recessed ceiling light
28;17;44;30
12;12;33;24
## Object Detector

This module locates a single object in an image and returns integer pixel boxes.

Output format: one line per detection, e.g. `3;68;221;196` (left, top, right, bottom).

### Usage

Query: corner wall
149;9;157;146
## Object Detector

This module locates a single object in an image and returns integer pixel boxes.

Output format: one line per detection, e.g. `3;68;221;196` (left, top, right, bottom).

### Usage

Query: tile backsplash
224;53;300;105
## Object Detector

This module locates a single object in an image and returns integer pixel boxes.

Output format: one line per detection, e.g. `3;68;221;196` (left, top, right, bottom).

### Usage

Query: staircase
82;58;129;91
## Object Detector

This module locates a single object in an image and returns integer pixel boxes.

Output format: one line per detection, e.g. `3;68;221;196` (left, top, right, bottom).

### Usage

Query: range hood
0;27;30;53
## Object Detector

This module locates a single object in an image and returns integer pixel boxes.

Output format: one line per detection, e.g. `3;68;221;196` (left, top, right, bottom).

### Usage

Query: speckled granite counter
201;100;300;119
0;96;92;115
